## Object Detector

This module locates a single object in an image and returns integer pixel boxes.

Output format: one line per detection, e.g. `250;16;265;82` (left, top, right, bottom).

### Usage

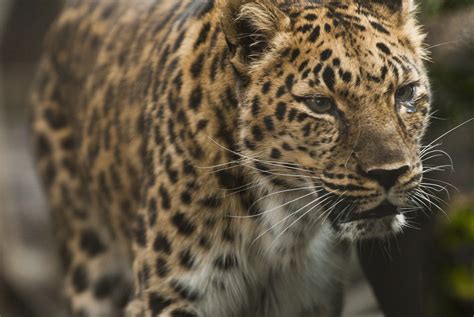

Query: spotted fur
31;0;430;316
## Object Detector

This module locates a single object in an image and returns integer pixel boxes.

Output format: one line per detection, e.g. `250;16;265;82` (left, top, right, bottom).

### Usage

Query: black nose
366;165;409;191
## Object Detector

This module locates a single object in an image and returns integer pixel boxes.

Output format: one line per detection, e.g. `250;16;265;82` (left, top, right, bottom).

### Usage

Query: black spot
285;74;294;91
199;236;210;249
297;112;308;122
139;264;150;289
93;274;119;299
182;160;196;175
148;198;158;227
324;23;332;32
194;22;211;48
35;134;51;159
72;265;88;293
282;143;293;151
60;135;75;151
79;229;106;257
244;138;256;150
304;13;318;21
180;191;192;204
275;102;287;120
313;63;322;74
261;81;271;94
251;96;261;116
101;4;114;19
149;292;173;316
44;108;67;130
156;257;170;277
171;309;197;317
214;254;238;270
322;67;336;91
171;212;196;236
189;85;202;110
270;148;282;159
332;58;340;67
320;49;332;61
298;60;309;72
380;65;388;80
217;170;235;189
173;30;186;51
376;42;391;55
290;48;300;62
308;25;320;42
341;71;352;83
288;108;298;122
302;123;312;136
296;24;312;33
276;85;286;97
159;185;171;210
222;226;235;242
190;53;205;78
251;125;264;141
370;21;389;34
200;196;222;208
153;233;172;254
170;280;199;301
179;249;195;269
134;215;147;247
263;116;274;131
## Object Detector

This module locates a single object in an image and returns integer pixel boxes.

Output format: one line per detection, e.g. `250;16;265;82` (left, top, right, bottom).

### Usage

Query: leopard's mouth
339;201;400;224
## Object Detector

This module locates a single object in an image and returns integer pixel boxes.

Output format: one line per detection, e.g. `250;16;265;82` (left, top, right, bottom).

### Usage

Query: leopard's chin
336;213;406;240
329;201;407;240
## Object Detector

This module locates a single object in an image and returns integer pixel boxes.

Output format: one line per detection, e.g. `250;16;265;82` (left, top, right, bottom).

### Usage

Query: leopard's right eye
304;97;335;114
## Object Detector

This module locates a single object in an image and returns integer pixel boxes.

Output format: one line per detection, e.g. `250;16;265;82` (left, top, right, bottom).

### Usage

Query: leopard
31;0;431;316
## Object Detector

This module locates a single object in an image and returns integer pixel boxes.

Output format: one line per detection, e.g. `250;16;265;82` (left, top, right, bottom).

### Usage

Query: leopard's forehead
253;1;428;110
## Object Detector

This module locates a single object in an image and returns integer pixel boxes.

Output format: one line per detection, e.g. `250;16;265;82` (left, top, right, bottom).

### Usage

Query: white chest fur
186;190;350;317
247;191;349;316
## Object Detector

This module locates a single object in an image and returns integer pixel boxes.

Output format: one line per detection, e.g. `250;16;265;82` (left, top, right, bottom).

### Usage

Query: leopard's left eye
395;84;417;113
304;97;335;114
395;84;416;103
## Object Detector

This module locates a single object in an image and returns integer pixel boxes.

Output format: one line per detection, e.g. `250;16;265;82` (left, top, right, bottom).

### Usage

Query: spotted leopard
31;0;431;316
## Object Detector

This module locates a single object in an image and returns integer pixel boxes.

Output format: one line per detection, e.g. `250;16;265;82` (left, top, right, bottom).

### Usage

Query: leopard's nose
366;165;409;191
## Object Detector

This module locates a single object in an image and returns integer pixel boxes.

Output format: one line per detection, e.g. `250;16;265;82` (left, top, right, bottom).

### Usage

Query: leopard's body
31;0;431;316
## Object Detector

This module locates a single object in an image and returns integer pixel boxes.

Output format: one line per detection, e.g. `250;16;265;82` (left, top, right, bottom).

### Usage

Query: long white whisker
251;192;333;247
228;187;319;219
424;118;474;149
269;194;337;247
423;177;459;192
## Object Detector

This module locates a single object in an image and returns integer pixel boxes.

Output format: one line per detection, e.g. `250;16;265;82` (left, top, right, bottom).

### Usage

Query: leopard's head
223;0;431;240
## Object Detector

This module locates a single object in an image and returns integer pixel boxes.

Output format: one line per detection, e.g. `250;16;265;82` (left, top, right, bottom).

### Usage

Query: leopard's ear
222;0;290;67
358;0;416;22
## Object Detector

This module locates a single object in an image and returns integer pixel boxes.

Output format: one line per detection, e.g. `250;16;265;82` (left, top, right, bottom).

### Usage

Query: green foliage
420;0;474;16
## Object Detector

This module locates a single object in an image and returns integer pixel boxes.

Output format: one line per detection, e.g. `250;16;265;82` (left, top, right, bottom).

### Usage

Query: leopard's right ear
222;0;290;69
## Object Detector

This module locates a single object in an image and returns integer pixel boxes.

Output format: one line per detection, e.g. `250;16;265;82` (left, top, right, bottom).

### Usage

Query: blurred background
0;1;472;316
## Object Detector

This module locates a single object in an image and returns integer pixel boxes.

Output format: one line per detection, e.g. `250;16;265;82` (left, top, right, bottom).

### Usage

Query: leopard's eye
395;84;415;103
395;84;417;113
304;97;334;114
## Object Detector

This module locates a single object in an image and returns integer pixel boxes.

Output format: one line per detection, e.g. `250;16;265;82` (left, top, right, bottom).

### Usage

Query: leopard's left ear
359;0;416;23
222;0;290;72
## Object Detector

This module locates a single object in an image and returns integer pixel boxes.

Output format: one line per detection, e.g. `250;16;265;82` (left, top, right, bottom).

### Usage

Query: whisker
423;177;459;192
221;180;261;197
206;136;315;175
269;194;337;247
424;118;474;149
194;158;246;170
427;40;459;50
228;187;319;219
251;192;333;247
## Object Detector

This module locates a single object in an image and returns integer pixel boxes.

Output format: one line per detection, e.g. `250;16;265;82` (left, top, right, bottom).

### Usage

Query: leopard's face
227;0;430;240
